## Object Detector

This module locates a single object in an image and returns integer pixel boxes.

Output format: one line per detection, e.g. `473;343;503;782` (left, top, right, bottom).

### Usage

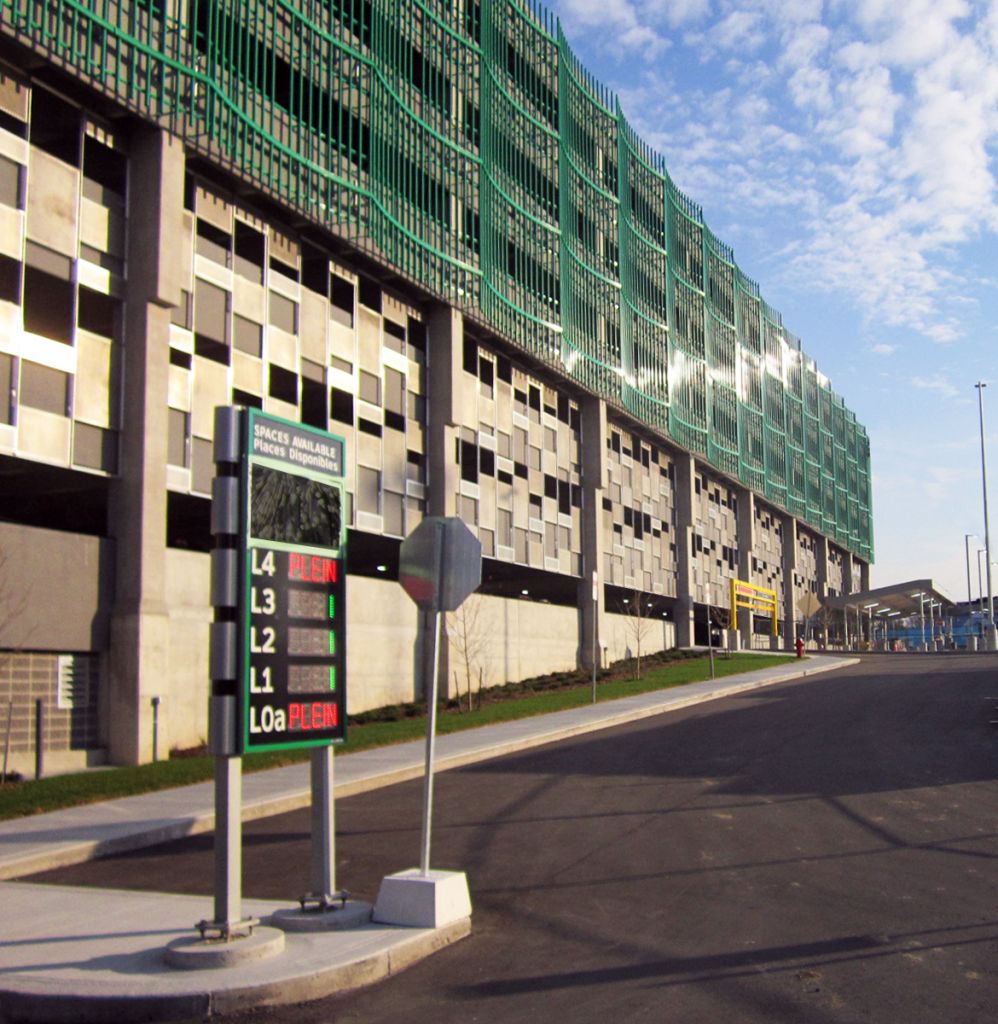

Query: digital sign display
239;410;347;753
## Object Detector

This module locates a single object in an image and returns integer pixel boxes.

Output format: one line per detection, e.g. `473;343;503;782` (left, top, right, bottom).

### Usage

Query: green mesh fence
0;0;873;561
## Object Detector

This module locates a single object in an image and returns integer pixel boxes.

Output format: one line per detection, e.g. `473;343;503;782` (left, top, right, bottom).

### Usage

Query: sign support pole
310;746;335;899
213;755;242;932
591;571;598;704
419;608;443;875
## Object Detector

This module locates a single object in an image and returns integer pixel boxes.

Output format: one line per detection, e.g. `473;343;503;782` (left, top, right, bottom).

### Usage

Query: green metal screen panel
0;0;873;559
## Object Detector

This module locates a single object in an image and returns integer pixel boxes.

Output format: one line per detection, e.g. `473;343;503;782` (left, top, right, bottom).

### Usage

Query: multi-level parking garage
0;1;871;770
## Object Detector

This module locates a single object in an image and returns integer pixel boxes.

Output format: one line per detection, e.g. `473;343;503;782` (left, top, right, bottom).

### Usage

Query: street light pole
975;382;997;650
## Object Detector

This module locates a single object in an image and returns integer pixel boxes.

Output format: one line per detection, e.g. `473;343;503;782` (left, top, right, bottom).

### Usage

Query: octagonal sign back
399;516;482;613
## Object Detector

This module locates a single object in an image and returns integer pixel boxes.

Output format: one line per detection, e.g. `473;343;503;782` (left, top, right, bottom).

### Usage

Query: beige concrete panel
265;396;298;421
0;205;23;260
18;407;70;463
73;334;113;427
191;356;229;438
167;365;191;411
232;274;266;324
329;318;356;364
300;289;327;363
346;575;419;712
457;376;478;428
26;150;78;257
357;306;380;370
194;186;231;233
382;426;405;492
178;210;194;286
0;521;112;650
162;548;211;752
0;129;27;166
79;196;124;257
266;326;297;370
357;428;381;469
382;294;408;332
232;350;262;394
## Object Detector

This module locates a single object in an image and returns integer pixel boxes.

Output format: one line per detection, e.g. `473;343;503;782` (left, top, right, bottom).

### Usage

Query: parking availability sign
240;409;347;752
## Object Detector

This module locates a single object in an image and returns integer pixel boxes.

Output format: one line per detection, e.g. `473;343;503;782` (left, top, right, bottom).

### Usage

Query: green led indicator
328;595;335;619
329;666;336;691
329;631;336;655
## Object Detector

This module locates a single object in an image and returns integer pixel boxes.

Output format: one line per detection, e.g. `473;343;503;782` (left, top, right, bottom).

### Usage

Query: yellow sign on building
730;579;779;636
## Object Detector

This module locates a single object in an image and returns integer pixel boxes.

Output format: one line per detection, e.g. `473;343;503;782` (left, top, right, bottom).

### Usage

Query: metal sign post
705;584;715;680
591;570;598;704
399;516;481;874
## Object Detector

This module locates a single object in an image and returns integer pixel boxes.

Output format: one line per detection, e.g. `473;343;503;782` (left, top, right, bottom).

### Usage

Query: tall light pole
965;533;976;616
975;382;997;650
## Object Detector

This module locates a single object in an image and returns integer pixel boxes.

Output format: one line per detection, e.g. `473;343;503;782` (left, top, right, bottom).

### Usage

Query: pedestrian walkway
0;654;855;1023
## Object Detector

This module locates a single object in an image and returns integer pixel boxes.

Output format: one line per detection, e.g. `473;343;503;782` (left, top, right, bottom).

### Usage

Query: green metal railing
0;0;873;561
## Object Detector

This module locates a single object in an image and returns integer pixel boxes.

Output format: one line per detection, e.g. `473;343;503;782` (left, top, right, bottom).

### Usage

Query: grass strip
0;653;795;822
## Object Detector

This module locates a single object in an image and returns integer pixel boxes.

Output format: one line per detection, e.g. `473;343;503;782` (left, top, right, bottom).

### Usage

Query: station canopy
821;579;955;617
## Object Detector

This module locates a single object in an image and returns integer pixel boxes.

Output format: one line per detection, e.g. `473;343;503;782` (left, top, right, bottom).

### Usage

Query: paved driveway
33;654;998;1024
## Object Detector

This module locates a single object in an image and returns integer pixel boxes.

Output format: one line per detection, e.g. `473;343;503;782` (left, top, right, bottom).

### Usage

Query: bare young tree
620;590;656;680
447;594;489;712
0;543;29;784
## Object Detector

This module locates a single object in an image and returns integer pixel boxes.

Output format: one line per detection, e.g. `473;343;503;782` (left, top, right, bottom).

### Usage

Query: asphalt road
32;655;998;1023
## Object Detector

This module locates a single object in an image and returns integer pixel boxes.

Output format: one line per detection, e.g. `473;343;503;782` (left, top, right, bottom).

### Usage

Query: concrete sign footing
163;926;285;970
373;869;472;929
271;900;373;932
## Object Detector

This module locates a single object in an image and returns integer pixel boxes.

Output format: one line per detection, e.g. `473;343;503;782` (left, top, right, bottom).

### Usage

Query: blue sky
543;0;998;602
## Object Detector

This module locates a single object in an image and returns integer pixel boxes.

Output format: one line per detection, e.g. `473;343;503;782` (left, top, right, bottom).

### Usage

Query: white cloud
910;375;960;400
871;343;897;355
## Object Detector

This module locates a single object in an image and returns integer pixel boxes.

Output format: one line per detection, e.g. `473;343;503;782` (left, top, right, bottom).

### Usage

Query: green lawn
0;652;796;822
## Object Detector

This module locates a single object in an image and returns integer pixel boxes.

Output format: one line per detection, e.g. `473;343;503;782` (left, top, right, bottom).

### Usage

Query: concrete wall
604;610;676;664
162;548;211;753
346;574;420;712
0;521;112;651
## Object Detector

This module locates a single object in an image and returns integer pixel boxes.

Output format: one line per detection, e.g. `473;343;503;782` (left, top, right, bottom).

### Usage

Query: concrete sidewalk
0;654;856;1023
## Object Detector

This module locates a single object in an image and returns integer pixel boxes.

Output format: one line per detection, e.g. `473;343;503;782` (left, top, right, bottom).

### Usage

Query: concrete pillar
577;396;607;673
735;486;754;651
673;455;696;647
781;514;798;652
859;558;870;591
815;536;830;648
424;304;463;518
106;128;185;765
418;304;466;699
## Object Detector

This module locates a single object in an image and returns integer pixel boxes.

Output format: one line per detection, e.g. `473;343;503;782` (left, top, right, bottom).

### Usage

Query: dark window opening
234;221;264;283
544;474;557;499
359;418;382;437
23;267;73;343
0;254;21;304
167;491;211;552
358;277;381;312
497;354;512;383
30;89;80;166
480;447;495;476
196;218;231;266
460;439;478;483
169;348;192;369
301;244;328;296
330;274;355;325
385;410;406;432
194;335;230;364
301;376;326;428
463;335;478;374
329;389;354;425
269;255;299;283
82;136;126;198
269;364;298;405
232;388;262;408
77;286;118;339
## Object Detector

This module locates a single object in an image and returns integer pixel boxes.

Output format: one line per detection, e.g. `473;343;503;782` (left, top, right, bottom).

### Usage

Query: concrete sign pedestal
373;869;472;929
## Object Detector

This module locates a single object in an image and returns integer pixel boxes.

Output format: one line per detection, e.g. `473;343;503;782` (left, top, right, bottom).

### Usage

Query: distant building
0;2;872;772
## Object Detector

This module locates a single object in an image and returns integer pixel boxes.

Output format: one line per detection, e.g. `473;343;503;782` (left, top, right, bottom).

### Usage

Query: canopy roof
821;579;954;616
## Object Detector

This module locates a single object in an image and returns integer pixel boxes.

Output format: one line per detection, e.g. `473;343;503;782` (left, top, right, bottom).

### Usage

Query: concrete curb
0;657;858;881
0;882;471;1024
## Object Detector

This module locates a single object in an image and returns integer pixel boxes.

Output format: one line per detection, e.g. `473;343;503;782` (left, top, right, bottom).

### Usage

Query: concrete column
734;486;754;651
815;536;830;648
673;455;697;647
781;514;798;652
425;304;463;518
577;396;607;673
106;128;184;765
859;558;870;591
